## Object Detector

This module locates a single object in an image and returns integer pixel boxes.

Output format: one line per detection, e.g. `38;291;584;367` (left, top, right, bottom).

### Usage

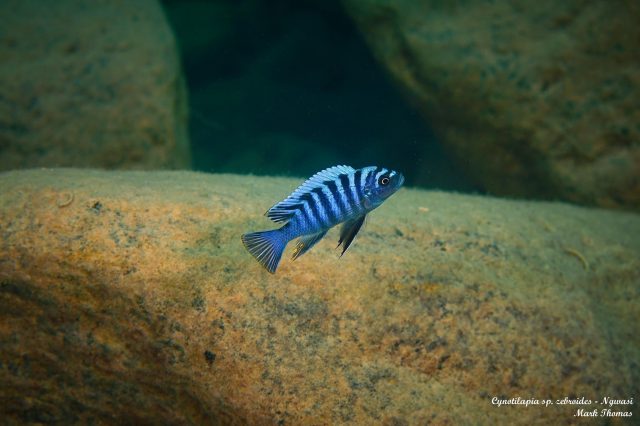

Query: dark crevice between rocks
161;0;479;192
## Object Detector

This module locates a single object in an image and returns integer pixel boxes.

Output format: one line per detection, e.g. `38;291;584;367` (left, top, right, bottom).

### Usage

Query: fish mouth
397;173;405;187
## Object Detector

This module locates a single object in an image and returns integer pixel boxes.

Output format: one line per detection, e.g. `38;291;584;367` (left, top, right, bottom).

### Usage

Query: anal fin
292;231;327;260
337;215;366;256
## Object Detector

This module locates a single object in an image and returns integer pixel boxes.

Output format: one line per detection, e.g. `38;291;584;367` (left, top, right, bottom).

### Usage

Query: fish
241;165;405;273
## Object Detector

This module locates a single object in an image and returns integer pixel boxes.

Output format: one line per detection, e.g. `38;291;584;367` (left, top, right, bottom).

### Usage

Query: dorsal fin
266;165;355;223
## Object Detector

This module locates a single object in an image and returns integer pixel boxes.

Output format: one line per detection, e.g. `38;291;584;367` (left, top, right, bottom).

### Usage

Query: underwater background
0;0;638;424
162;0;477;193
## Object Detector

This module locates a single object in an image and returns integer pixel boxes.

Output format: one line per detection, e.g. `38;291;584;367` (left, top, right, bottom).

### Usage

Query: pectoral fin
337;215;366;257
292;230;327;260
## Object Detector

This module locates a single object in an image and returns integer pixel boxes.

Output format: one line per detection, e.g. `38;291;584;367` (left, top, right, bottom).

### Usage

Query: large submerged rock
0;0;190;170
342;0;640;211
0;169;638;424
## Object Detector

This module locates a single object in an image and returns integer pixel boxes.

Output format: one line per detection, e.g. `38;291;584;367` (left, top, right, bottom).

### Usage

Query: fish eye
379;176;390;186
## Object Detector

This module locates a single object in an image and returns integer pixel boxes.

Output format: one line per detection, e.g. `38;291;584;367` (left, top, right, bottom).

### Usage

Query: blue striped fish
241;165;404;273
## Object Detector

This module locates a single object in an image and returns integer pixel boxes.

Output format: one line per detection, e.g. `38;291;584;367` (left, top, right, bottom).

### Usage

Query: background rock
1;169;638;423
342;0;640;211
0;0;190;171
161;0;477;192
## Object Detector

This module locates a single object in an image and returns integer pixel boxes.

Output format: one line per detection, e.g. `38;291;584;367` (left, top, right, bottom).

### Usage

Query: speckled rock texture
0;0;190;171
1;169;638;424
342;0;640;212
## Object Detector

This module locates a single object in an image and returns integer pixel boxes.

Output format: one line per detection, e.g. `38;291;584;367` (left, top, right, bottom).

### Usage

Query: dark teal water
162;0;479;192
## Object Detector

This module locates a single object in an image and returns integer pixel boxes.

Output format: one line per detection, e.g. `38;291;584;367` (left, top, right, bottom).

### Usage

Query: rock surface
1;169;638;424
0;0;190;171
342;0;640;211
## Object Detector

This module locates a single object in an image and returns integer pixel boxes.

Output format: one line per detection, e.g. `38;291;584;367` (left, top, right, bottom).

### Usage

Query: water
163;0;479;192
0;0;637;424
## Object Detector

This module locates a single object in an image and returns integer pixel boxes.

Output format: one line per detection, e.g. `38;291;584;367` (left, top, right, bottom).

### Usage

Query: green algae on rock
0;169;638;424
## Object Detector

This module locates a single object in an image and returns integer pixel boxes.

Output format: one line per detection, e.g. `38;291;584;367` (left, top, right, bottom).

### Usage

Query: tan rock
0;0;190;171
343;0;640;211
0;169;638;424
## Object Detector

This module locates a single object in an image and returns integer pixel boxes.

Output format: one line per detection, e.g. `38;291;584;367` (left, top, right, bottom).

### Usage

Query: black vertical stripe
371;166;383;182
366;168;378;188
339;174;355;212
295;202;311;227
279;203;301;222
312;187;337;225
300;193;324;228
325;179;346;219
354;170;364;203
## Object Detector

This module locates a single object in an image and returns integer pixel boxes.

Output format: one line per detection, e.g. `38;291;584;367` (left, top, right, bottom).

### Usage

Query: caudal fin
241;229;287;273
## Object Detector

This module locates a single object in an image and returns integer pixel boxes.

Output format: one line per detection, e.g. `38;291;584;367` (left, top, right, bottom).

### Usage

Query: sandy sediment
0;169;638;424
